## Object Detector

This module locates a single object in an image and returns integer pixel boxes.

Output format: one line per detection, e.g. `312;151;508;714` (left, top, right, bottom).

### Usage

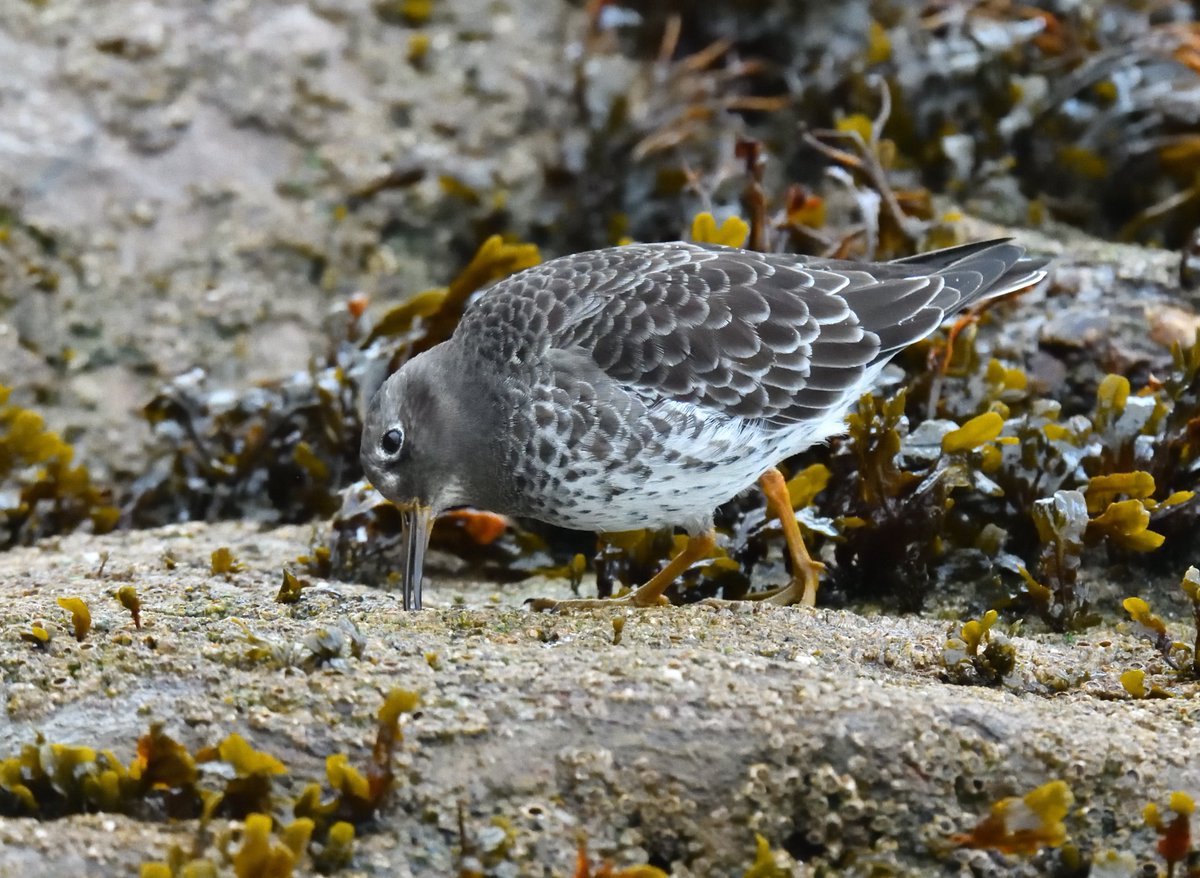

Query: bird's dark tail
837;238;1049;363
891;238;1048;310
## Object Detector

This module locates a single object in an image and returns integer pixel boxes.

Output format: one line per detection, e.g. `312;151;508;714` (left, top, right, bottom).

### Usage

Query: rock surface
1;522;1196;876
0;0;583;480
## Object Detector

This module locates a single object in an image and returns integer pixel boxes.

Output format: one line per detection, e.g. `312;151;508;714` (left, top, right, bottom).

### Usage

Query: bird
360;238;1047;611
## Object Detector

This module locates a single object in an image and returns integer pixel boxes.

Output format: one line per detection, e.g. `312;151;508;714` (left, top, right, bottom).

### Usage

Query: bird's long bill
399;504;434;611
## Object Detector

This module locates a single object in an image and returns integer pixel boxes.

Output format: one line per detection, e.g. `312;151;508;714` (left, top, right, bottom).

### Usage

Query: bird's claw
525;593;670;613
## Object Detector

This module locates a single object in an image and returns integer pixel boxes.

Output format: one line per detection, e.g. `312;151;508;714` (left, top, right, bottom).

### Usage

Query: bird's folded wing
462;240;1037;426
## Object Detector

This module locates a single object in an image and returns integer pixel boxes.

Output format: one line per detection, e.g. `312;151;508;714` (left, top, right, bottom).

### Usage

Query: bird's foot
741;559;825;607
528;529;716;613
526;591;670;613
757;467;825;607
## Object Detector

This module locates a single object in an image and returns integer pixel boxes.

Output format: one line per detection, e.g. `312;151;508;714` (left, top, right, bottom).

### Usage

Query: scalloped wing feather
459;240;1045;427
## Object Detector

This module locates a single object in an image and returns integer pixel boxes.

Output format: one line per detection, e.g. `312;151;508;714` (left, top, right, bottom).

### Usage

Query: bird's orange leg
529;530;716;612
754;467;824;607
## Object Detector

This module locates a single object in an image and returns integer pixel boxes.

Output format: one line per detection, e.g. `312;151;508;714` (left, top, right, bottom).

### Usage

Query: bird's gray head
362;363;427;511
360;346;475;610
360;346;477;512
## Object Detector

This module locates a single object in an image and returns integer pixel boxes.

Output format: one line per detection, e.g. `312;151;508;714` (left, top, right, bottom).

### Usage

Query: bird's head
360;346;472;610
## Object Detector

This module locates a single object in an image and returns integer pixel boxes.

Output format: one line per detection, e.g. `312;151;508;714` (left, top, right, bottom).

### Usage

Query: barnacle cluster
941;609;1017;686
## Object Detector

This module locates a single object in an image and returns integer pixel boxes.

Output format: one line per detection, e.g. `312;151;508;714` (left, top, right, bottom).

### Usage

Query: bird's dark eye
380;428;404;457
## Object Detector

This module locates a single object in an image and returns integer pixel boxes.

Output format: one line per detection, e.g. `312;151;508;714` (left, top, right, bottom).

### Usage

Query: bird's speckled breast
496;365;848;534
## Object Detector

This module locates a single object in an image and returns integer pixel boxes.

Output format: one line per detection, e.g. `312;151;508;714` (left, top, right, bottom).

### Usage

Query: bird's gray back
455;240;1033;426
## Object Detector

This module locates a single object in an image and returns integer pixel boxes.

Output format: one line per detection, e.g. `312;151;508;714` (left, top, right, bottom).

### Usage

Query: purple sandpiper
360;239;1046;610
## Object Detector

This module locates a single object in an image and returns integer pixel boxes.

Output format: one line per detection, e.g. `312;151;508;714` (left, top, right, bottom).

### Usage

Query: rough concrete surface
1;522;1196;876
